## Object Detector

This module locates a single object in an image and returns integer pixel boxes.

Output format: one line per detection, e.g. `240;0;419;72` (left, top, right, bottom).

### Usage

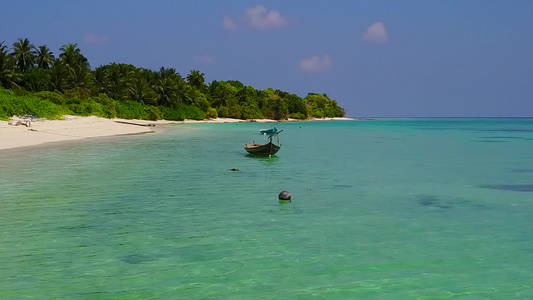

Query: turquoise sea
1;118;532;299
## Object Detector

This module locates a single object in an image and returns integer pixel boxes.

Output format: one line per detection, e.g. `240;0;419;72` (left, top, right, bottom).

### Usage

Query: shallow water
1;119;532;299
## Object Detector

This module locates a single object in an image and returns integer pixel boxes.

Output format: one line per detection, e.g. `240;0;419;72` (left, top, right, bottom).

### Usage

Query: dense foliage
0;39;345;121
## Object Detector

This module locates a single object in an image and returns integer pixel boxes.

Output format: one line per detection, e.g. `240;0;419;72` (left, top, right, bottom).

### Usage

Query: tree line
0;38;346;121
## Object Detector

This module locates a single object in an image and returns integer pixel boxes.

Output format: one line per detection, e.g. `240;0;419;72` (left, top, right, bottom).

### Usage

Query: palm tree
67;64;94;90
236;85;258;105
186;70;205;91
129;77;155;104
59;43;89;69
158;67;181;80
48;59;68;93
0;41;7;53
153;78;179;107
207;80;229;108
0;42;21;89
35;45;54;69
11;38;36;72
22;67;51;92
139;68;158;85
93;66;110;94
178;78;194;105
105;63;136;100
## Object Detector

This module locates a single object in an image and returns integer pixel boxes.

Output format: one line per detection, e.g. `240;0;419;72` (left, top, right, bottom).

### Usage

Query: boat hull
244;141;281;156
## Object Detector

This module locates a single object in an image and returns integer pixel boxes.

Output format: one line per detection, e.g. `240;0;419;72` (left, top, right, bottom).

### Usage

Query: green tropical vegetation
0;38;346;121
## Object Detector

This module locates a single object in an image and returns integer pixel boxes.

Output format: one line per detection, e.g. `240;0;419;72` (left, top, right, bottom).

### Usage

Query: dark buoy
278;191;291;203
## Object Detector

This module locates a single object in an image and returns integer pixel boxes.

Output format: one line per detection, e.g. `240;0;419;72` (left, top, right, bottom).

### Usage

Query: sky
1;0;533;117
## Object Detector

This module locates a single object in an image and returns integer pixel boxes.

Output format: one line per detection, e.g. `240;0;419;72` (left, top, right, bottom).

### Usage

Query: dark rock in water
230;168;239;171
279;191;291;201
121;254;154;264
480;184;533;192
418;195;438;206
418;195;451;209
332;184;353;188
476;140;506;143
435;204;452;209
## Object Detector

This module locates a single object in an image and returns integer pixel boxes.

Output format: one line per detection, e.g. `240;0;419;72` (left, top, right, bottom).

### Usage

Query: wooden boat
244;130;283;157
259;126;278;135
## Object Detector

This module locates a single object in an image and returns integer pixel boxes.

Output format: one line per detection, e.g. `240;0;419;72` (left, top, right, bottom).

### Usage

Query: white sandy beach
0;115;352;151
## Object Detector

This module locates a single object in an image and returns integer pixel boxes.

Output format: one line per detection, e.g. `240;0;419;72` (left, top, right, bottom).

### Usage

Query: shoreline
0;115;354;151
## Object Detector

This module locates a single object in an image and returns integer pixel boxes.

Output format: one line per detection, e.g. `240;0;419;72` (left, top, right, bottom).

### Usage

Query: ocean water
0;118;532;299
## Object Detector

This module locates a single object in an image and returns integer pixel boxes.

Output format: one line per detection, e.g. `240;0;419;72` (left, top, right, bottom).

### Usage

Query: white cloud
300;55;332;72
83;33;109;44
222;16;237;31
362;22;388;43
245;5;287;29
223;5;288;31
194;55;216;64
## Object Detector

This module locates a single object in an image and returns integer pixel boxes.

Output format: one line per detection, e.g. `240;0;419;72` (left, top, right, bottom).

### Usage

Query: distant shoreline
0;115;354;151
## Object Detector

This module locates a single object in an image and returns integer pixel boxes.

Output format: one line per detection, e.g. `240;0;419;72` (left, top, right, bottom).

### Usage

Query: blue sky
2;0;532;117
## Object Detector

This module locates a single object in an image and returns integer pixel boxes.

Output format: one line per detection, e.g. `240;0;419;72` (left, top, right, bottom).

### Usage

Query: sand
0;115;353;151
